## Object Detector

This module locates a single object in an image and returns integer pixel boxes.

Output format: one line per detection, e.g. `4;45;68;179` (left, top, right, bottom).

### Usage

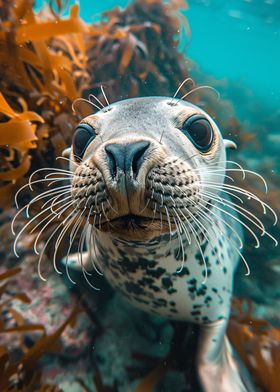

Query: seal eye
72;123;96;159
181;115;213;152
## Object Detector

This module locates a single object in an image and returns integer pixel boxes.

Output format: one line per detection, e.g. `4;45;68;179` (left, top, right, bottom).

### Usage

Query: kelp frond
229;298;280;392
0;267;81;392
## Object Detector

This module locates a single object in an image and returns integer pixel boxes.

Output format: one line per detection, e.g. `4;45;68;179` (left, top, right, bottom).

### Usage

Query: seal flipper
197;319;256;392
61;251;94;272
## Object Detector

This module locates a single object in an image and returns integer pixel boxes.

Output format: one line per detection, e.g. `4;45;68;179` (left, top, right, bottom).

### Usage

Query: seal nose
105;141;150;180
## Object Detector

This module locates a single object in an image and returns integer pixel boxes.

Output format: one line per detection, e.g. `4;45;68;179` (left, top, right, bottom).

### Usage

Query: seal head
69;97;226;241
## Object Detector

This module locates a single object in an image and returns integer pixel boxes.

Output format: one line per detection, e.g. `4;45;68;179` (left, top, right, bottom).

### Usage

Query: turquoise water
35;0;280;112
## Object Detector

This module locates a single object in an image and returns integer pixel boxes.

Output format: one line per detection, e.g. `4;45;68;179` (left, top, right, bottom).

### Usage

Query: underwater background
0;0;279;391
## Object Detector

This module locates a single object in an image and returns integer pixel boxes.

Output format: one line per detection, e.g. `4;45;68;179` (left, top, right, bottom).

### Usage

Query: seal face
70;97;225;243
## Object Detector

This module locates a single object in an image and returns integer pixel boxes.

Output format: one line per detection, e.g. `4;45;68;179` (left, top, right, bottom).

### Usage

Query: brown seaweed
0;267;81;392
0;0;279;391
228;299;280;392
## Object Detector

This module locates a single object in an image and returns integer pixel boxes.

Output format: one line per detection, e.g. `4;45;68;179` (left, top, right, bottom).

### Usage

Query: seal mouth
99;214;158;230
95;214;168;240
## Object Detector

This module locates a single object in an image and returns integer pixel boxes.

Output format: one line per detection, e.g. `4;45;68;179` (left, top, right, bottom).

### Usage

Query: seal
13;95;277;392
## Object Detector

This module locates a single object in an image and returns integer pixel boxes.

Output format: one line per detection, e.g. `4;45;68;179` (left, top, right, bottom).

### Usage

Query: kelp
228;299;280;392
0;266;81;392
0;0;280;391
85;0;190;101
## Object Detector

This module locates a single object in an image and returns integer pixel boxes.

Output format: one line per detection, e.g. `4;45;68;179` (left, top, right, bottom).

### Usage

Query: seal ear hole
181;115;214;152
72;123;96;160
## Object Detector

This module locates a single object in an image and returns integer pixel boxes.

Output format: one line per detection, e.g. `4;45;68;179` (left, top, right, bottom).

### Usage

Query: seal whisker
201;189;266;235
199;171;235;182
33;201;75;254
180;207;218;273
78;212;101;290
184;215;208;284
201;190;278;247
54;209;78;250
98;213;103;230
29;167;75;187
56;156;80;166
101;202;111;225
179;85;220;102
202;195;262;248
40;191;72;210
186;208;212;248
89;93;105;109
11;204;29;235
201;182;262;208
64;209;87;284
195;207;245;275
164;206;173;245
202;181;276;220
72;97;101;112
150;202;157;226
159;211;163;236
45;172;75;179
88;214;103;276
173;208;191;245
201;187;244;205
139;198;151;215
233;246;251;276
15;177;72;208
53;209;79;267
105;196;118;214
172;214;186;272
31;199;74;235
193;209;224;267
196;200;243;250
78;220;92;277
36;211;78;281
101;85;110;107
198;168;268;192
28;189;71;217
26;185;71;211
69;208;84;242
223;160;246;179
202;181;277;223
46;178;72;187
90;215;104;274
13;196;73;257
172;77;195;100
194;205;251;276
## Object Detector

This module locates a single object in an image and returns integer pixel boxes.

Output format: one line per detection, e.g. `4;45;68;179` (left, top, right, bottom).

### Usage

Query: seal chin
96;214;169;241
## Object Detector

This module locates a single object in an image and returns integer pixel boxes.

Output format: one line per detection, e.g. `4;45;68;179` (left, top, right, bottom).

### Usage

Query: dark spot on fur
124;282;145;296
191;310;201;316
162;277;173;289
147;267;166;279
174;266;190;276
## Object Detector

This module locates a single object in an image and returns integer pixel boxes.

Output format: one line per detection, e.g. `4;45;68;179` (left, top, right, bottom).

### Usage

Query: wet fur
13;96;278;392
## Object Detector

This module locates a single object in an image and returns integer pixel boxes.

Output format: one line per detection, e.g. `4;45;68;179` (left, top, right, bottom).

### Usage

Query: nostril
106;149;117;179
131;142;149;178
105;141;150;181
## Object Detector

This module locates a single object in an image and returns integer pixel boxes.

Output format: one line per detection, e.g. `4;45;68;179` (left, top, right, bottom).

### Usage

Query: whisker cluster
146;160;278;283
12;167;102;290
